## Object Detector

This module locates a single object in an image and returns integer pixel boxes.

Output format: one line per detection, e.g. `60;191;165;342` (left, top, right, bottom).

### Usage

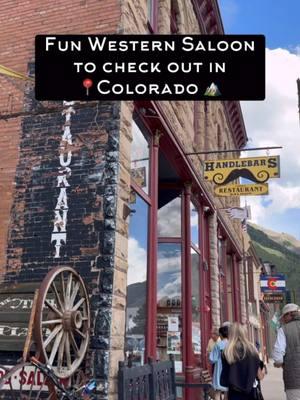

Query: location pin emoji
83;78;93;96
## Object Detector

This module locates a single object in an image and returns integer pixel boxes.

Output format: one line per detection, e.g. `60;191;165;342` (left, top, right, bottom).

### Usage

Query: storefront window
131;120;150;194
157;243;182;372
191;201;199;247
125;193;149;365
191;248;201;356
158;196;181;237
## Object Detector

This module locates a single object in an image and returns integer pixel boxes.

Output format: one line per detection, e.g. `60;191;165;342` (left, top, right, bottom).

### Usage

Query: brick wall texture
0;2;122;399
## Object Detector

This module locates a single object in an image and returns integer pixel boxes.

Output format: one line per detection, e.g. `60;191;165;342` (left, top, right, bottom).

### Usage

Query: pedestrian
207;328;220;355
221;322;262;400
207;328;220;375
209;325;229;400
273;303;300;400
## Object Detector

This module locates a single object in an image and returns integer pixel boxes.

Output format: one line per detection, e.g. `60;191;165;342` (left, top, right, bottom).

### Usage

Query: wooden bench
118;358;212;400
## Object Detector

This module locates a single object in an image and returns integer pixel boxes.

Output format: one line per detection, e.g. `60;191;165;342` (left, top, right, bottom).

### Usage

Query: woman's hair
224;322;258;364
219;325;229;339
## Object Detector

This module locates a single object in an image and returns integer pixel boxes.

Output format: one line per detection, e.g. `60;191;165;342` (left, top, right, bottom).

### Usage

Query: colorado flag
260;274;286;293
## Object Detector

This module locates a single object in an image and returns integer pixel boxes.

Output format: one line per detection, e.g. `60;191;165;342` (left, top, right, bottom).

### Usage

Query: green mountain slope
247;224;300;300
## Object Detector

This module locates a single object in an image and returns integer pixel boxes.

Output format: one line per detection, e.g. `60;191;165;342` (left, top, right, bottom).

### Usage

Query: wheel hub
62;310;83;331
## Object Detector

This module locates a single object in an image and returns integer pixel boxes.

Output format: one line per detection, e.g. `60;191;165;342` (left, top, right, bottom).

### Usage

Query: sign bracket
185;146;283;156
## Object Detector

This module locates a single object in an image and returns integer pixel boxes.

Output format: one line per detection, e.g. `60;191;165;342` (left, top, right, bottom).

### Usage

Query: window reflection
190;202;199;246
125;193;148;365
158;196;181;237
131;121;150;194
157;243;182;367
191;248;201;355
157;243;181;303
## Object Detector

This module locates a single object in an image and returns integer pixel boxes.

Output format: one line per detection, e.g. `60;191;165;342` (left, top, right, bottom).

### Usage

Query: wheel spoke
72;297;85;311
66;273;73;309
75;328;87;339
60;271;66;304
45;299;63;317
49;329;64;365
69;281;80;308
70;331;79;357
58;332;67;371
65;333;72;370
52;281;65;312
44;324;62;349
42;319;62;325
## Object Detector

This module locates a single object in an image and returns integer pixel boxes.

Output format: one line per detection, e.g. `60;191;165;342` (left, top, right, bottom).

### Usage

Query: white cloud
158;197;181;236
241;48;300;225
127;237;147;285
158;274;181;299
127;238;181;285
245;181;300;224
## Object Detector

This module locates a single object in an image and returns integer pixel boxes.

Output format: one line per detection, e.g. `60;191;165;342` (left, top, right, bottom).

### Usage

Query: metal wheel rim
34;266;90;379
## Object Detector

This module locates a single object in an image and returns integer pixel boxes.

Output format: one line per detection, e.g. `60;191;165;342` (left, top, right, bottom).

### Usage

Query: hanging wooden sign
204;155;280;185
214;183;269;196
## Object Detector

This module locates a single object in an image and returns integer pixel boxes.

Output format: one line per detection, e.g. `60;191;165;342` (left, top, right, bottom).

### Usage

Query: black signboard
0;282;39;352
35;34;265;101
263;293;284;303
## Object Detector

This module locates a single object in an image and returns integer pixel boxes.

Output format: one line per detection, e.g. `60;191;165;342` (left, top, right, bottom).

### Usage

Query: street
262;362;285;400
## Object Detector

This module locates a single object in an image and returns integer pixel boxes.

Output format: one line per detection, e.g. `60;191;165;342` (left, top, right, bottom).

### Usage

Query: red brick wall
0;0;121;276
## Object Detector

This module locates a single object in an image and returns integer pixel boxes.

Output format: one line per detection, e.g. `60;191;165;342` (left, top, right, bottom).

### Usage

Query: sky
219;0;300;239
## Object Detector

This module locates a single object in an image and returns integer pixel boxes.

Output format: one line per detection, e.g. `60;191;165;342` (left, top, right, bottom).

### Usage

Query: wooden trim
131;180;151;205
145;131;159;359
182;183;193;398
158;237;182;243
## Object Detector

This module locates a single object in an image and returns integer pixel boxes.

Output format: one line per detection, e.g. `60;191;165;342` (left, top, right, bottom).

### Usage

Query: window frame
129;110;157;361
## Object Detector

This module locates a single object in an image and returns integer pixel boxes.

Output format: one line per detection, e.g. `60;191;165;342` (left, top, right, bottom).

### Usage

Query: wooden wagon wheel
0;362;57;399
34;266;90;379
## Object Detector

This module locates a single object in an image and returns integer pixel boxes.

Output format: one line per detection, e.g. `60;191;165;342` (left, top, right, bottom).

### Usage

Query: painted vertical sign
51;101;75;257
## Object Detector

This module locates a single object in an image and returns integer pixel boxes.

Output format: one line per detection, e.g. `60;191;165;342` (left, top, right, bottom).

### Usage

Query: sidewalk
261;362;285;400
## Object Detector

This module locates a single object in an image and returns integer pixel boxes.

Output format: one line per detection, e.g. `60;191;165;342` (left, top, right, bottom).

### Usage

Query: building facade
0;0;256;398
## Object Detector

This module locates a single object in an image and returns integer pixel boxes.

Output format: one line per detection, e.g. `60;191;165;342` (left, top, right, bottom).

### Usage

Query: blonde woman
220;323;261;400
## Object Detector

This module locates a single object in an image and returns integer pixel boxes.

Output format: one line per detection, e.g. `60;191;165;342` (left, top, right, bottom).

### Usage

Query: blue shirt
209;339;228;391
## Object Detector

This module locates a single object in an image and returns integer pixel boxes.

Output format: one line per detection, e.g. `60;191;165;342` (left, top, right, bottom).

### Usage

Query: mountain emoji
204;82;221;97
